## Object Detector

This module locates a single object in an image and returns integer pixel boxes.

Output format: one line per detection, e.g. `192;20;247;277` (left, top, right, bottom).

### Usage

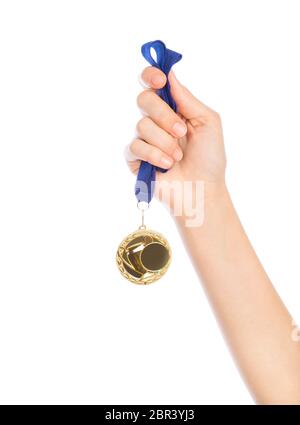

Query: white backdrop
1;0;300;405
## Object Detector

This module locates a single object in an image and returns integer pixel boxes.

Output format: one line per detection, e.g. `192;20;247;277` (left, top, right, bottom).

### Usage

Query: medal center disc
140;242;169;271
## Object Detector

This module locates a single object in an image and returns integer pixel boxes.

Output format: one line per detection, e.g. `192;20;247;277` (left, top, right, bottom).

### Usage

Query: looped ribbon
135;40;182;204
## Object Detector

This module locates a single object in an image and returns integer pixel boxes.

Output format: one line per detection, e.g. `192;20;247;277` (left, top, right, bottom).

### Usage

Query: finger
124;143;139;162
124;144;141;175
137;90;187;138
129;138;174;169
168;71;216;120
136;117;183;162
140;66;167;89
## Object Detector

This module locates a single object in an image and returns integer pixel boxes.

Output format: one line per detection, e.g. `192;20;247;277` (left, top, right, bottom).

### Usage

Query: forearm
174;183;300;404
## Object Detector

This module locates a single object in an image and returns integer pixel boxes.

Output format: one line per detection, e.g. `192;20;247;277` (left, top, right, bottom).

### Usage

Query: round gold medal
116;228;171;285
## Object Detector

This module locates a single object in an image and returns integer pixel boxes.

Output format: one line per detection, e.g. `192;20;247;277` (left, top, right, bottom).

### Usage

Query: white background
0;0;300;405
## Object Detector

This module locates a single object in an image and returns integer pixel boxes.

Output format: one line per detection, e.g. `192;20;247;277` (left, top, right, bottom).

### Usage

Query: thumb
168;71;213;120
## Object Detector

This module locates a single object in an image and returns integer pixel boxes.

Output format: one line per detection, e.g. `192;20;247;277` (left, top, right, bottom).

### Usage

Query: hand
125;66;227;209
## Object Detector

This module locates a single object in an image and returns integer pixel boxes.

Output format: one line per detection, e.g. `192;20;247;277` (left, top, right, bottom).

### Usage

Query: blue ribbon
135;40;182;204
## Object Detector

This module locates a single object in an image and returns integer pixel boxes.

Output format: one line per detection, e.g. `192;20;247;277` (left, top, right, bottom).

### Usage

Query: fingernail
173;147;183;162
172;122;187;137
151;74;165;87
160;156;173;168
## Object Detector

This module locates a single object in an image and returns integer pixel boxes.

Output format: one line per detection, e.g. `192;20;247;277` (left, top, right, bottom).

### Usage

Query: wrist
171;180;230;228
172;180;241;268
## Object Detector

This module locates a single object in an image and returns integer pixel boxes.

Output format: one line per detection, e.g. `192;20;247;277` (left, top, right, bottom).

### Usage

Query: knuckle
150;149;160;164
155;107;165;121
163;137;176;156
170;142;179;156
124;143;136;162
129;139;140;155
136;117;148;134
136;89;153;108
141;66;152;81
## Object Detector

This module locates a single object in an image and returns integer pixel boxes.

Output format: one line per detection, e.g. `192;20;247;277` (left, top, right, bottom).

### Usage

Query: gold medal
116;203;171;285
